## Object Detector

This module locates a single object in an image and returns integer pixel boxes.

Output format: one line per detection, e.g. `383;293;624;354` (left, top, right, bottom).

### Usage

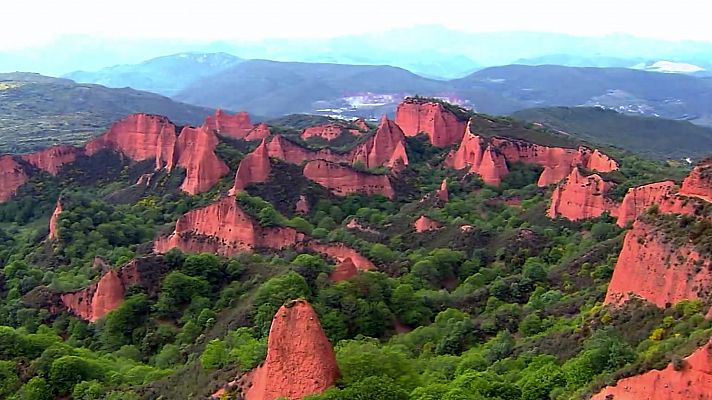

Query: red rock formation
303;160;394;199
154;196;304;256
21;145;80;175
246;123;271;141
85;114;178;170
353;118;369;131
0;155;28;203
245;299;339;400
230;139;271;194
395;99;466;146
48;200;63;240
59;257;167;322
330;258;358;282
436;179;449;202
175;126;230;194
592;339;712;400
86;114;228;194
204;109;253;138
302;242;375;271
295;195;309;214
445;133;508;185
414;215;442;232
266;135;330;165
679;158;712;202
604;219;712;308
547;168;618;220
588;148;619;172
154;197;375;271
301;124;344;141
351;116;409;170
616;181;677;227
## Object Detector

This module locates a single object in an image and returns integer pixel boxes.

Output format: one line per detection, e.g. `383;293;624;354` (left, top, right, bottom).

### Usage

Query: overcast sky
2;0;710;49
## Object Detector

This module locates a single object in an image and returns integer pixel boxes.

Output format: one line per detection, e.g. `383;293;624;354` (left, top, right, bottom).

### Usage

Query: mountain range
6;26;712;78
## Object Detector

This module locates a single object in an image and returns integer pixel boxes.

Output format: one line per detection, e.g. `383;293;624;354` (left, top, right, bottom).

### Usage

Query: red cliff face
604;220;712;308
304;242;376;271
154;196;303;256
547;168;618;220
0;155;28;203
154;197;375;270
395;99;466;146
21;145;80;175
330;258;358;282
679;159;712;202
204;109;253;138
48;200;63;240
616;181;677;227
303;160;395;199
444;133;508;186
592;339;712;400
85;114;228;194
85;114;178;170
266;135;332;165
414;215;442;232
246;123;271;141
351;116;409;170
175;126;230;194
230;139;271;194
59;257;167;322
301;124;345;141
436;179;449;202
245;299;339;400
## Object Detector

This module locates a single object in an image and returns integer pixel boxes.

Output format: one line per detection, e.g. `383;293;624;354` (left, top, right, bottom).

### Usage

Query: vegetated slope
0;99;710;400
64;52;243;97
0;73;214;153
173;59;448;116
453;64;712;124
512;106;712;160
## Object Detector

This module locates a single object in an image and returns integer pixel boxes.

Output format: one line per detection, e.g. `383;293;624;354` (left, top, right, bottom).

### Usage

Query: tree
200;339;228;370
49;356;98;395
155;344;181;369
17;377;52;400
0;360;20;398
72;380;105;400
101;294;150;349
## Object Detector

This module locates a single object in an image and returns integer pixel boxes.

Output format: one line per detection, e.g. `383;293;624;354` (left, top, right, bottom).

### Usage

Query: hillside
64;52;243;97
454;65;712;125
0;73;214;153
512;106;712;160
173;59;449;117
0;98;709;399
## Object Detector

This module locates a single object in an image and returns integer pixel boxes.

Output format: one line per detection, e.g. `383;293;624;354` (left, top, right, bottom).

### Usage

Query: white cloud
1;0;711;50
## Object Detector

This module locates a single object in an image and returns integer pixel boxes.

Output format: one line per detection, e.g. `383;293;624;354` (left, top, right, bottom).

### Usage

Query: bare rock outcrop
245;299;339;400
547;168;618;220
592;339;712;400
0;155;28;202
204;109;254;138
21;145;80;175
303;160;394;199
230;139;271;194
395;98;466;146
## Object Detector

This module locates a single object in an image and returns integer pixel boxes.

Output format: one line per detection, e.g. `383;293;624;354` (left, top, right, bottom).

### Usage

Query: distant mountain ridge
64;52;243;96
167;61;712;130
0;73;214;153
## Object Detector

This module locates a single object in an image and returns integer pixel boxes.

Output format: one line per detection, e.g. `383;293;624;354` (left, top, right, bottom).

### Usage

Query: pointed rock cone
230;139;271;195
246;299;339;400
49;199;63;240
436;179;449;202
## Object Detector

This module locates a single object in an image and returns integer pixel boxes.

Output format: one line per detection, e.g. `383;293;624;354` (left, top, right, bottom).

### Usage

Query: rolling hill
64;52;243;96
0;73;214;153
512;106;712;161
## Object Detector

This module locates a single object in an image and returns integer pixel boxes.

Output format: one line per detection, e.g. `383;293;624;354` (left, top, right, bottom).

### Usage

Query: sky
2;0;711;50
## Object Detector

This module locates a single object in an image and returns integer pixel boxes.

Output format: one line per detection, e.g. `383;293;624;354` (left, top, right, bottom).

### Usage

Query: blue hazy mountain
64;52;243;97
